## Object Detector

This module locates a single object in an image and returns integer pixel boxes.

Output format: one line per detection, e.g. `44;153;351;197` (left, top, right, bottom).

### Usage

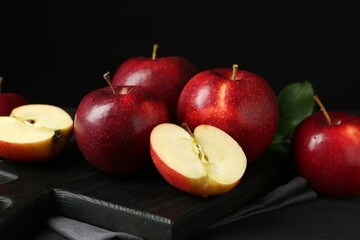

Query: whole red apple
112;44;198;121
74;72;169;176
291;95;360;197
0;76;28;116
177;64;278;163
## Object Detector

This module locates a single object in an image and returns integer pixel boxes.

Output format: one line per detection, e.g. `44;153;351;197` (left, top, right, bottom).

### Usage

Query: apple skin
0;93;28;116
291;111;360;197
150;147;241;197
112;56;198;121
177;68;278;163
0;125;73;162
0;140;54;162
74;85;169;176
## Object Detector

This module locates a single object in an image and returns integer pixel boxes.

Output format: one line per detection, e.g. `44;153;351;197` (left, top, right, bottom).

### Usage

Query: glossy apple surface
0;104;73;162
150;123;247;197
74;85;169;176
112;45;198;121
0;93;28;116
177;66;278;163
0;77;28;116
291;111;360;197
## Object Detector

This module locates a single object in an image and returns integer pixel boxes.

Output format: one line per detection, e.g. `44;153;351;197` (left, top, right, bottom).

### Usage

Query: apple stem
0;76;3;93
231;64;238;80
181;122;194;137
152;43;159;60
313;95;332;125
103;71;116;95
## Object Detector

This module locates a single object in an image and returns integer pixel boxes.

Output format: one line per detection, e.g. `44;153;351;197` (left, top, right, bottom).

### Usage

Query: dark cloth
208;176;317;229
47;216;143;240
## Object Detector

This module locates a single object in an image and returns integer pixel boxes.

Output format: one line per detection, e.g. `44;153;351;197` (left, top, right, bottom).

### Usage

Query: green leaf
277;81;315;136
270;81;315;152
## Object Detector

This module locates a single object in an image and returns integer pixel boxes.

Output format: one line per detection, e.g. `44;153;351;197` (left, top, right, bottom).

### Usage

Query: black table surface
195;195;360;239
25;195;360;240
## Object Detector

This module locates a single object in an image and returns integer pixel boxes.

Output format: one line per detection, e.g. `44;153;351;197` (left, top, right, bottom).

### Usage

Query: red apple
0;76;28;116
291;95;360;197
177;64;278;163
74;72;169;176
112;44;198;121
150;123;247;197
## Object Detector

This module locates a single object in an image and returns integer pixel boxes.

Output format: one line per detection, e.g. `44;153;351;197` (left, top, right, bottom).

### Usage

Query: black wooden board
0;109;294;240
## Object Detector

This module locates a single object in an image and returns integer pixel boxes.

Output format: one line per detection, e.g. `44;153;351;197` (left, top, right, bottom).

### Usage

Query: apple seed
181;123;209;163
25;119;36;125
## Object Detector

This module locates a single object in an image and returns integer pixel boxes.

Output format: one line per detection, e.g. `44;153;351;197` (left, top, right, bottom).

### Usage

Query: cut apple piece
150;123;247;197
0;104;73;162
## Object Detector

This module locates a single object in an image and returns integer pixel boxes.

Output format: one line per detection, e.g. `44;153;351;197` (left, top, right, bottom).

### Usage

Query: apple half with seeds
0;104;73;162
150;123;247;197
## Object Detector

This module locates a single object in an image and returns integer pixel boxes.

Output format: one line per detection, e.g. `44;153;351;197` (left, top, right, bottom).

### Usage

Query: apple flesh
291;111;360;197
0;104;73;162
74;84;169;176
177;65;278;163
112;44;198;121
150;123;247;197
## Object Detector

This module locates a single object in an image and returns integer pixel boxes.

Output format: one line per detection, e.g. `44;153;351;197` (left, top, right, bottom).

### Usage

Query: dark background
1;1;359;110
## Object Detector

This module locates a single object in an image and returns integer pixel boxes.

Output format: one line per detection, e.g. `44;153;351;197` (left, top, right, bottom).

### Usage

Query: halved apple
150;123;247;197
0;104;73;162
